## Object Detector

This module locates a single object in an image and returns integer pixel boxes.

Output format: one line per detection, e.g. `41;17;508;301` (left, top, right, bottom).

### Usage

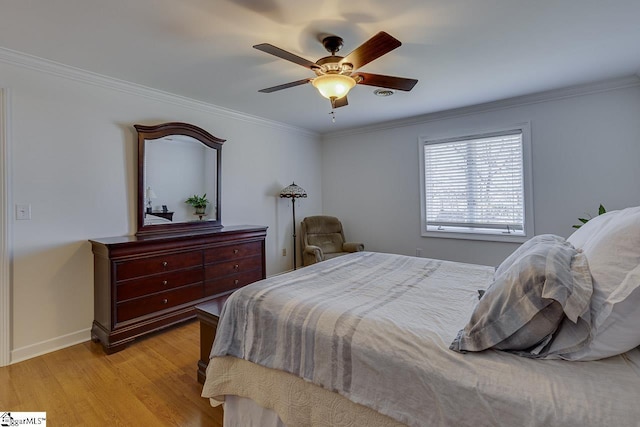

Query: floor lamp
279;182;307;270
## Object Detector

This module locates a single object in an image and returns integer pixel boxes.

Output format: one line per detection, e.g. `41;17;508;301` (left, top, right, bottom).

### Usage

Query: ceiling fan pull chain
329;111;336;123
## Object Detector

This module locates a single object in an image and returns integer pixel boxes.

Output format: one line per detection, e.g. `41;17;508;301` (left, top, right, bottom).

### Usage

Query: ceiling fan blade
354;72;418;91
339;32;402;71
332;96;348;108
258;78;312;93
253;43;318;69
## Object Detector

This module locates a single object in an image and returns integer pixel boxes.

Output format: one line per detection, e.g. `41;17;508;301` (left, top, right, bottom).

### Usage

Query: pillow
450;235;592;356
562;206;640;360
566;210;618;250
495;234;568;278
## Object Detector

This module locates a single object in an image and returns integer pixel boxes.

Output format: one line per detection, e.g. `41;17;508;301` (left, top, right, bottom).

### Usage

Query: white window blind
423;130;526;236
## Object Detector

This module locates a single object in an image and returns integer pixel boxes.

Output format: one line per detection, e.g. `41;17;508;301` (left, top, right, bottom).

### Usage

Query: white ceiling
1;0;640;134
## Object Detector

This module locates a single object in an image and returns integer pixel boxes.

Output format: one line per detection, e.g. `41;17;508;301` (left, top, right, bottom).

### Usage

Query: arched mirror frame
135;122;225;236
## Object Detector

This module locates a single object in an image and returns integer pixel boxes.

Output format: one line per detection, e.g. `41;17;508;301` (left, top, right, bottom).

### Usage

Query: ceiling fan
253;32;418;109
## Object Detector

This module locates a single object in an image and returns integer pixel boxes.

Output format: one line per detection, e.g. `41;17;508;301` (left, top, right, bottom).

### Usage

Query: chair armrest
343;242;364;253
303;245;323;265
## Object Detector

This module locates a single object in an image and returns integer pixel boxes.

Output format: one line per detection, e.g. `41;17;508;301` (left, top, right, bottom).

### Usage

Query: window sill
422;227;529;243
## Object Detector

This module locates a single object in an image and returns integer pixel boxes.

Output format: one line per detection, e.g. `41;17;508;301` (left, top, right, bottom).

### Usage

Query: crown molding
323;75;640;139
0;47;317;138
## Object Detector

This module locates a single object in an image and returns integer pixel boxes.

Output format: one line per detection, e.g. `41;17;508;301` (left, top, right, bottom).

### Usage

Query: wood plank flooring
0;320;223;426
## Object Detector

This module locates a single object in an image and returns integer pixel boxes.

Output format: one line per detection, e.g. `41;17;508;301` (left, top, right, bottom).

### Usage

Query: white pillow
563;206;640;360
567;209;619;250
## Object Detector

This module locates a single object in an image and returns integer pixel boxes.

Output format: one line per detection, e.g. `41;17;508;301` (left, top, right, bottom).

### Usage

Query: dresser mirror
135;122;225;236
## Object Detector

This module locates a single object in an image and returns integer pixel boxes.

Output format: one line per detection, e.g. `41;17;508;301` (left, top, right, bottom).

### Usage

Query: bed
202;206;640;426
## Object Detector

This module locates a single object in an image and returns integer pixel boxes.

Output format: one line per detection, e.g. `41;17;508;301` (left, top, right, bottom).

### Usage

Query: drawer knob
162;298;168;304
234;264;239;270
234;279;239;285
162;261;168;267
233;249;239;254
162;280;168;286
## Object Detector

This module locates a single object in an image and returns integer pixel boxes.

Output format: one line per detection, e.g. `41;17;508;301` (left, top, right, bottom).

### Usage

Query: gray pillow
450;235;591;356
494;234;568;278
494;302;563;351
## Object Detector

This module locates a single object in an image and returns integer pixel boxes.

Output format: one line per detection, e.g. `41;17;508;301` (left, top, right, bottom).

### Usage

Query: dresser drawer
204;241;262;263
116;283;204;323
116;251;202;281
204;269;263;297
116;267;203;302
205;255;262;279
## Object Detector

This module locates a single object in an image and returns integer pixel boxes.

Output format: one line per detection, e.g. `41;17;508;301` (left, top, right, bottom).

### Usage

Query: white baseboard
10;328;91;364
268;269;294;278
10;274;290;364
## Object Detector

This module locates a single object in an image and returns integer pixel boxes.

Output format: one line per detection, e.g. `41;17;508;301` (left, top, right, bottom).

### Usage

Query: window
419;123;533;242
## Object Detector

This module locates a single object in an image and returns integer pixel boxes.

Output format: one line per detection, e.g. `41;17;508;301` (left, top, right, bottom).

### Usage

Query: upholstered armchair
300;215;364;266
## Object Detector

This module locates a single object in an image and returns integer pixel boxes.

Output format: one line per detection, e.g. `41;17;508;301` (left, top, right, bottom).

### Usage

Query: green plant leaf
572;204;606;231
185;193;209;208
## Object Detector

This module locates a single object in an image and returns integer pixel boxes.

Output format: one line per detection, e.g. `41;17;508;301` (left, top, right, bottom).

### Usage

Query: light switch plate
16;204;31;220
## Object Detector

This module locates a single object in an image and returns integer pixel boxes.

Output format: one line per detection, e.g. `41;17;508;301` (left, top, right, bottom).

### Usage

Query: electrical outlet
16;204;31;220
415;248;423;257
282;248;287;257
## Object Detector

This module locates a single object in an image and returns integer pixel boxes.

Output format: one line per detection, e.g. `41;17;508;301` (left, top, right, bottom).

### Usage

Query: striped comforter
209;251;640;426
211;252;494;425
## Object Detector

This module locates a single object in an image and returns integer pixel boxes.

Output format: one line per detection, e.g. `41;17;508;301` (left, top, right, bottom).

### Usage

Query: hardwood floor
0;320;224;426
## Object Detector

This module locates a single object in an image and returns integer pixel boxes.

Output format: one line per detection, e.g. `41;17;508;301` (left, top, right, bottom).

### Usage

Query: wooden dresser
90;225;267;353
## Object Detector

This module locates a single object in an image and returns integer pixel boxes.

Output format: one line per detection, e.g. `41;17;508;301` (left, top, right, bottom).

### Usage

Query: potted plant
185;193;209;215
573;204;606;228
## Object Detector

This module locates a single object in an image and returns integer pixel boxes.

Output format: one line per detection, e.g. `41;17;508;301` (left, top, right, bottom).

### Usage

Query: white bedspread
206;252;640;426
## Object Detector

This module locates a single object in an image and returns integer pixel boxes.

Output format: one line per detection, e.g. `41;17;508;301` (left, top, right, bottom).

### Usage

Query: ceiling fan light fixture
254;32;417;108
312;74;356;100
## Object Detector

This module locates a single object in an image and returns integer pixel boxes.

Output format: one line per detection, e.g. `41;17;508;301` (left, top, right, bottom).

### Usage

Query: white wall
321;79;640;267
0;56;321;362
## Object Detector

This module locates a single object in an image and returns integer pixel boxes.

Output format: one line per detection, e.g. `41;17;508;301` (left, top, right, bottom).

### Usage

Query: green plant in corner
573;204;606;229
185;193;209;214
